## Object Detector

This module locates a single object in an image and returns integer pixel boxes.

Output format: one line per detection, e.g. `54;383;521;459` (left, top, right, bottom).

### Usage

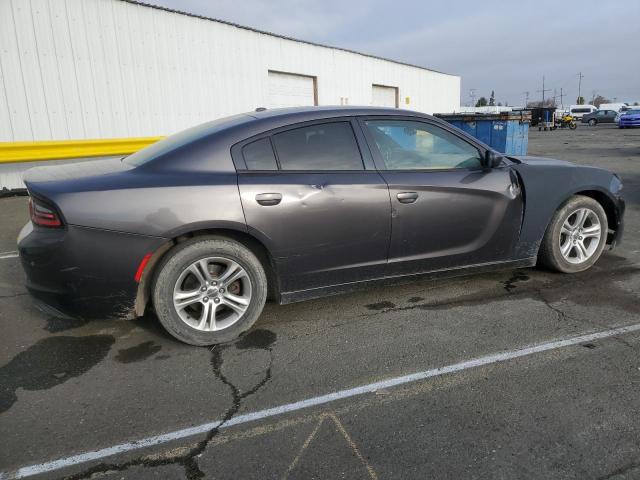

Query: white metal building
0;0;460;143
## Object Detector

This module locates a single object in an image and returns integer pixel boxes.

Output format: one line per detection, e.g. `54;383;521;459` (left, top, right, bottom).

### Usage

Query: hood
509;155;575;167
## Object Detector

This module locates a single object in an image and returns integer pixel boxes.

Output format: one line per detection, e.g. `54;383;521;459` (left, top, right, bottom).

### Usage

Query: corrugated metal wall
0;0;461;142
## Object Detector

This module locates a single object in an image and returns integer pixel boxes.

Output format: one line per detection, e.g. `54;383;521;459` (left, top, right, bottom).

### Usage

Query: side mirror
483;150;503;169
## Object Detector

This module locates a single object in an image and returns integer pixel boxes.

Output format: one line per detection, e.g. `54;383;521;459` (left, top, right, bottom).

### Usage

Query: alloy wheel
173;257;251;331
559;208;602;264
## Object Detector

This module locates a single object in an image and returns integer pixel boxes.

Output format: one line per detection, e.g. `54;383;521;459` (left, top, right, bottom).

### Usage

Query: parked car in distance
17;107;625;345
581;110;618;126
619;108;640;128
569;104;597;119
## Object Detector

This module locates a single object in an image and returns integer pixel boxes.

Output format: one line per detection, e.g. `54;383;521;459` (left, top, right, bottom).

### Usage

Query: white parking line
0;251;19;260
3;322;640;479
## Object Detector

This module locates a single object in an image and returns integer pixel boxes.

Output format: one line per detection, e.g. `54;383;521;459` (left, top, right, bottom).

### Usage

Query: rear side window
272;122;364;170
242;138;278;170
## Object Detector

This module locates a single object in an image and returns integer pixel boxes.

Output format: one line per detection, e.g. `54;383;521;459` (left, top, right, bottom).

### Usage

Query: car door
359;117;523;276
235;119;391;293
604;110;616;123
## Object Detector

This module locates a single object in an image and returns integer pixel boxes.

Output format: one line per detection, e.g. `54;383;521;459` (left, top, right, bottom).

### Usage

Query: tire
588;119;597;126
152;236;268;346
538;195;608;273
569;122;577;130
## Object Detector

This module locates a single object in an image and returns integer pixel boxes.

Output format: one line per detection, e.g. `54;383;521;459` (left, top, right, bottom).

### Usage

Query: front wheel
152;237;268;345
569;122;577;130
538;195;608;273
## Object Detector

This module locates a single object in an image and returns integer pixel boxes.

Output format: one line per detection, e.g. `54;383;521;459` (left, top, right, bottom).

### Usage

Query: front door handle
397;192;419;204
256;193;282;206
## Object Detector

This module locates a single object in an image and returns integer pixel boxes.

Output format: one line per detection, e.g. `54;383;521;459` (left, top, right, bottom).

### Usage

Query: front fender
513;163;618;258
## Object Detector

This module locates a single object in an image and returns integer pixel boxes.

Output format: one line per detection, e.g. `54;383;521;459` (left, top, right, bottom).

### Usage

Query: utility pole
523;91;530;107
469;89;476;107
577;72;584;104
537;75;551;106
558;88;566;109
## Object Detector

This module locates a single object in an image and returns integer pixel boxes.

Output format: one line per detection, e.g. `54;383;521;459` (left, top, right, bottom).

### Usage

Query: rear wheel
588;119;597;126
539;195;608;273
152;237;267;345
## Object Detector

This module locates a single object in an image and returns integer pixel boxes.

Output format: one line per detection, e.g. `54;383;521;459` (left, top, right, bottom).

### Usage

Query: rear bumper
18;222;166;319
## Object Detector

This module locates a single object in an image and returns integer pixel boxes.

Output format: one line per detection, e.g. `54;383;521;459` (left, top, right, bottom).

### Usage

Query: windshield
625;109;640;115
123;114;252;167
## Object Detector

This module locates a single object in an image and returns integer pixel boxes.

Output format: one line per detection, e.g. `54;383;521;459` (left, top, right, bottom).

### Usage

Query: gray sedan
18;107;625;345
582;110;618;126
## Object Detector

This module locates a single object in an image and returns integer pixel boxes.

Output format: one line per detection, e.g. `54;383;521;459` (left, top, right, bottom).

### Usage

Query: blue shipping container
435;112;531;155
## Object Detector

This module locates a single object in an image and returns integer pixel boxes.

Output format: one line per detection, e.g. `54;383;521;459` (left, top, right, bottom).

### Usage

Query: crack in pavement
0;292;28;299
352;263;639;320
597;460;640;480
63;331;275;480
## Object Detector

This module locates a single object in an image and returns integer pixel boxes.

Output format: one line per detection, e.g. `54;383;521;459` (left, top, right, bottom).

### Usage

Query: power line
536;75;551;105
469;88;476;107
577;72;584;104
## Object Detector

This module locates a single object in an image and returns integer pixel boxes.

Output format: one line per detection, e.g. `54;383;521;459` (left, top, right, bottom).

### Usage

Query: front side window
363;120;482;170
272;122;364;170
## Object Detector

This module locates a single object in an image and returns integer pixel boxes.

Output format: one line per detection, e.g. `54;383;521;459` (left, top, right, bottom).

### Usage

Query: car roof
247;105;428;122
177;106;433;147
233;106;436;141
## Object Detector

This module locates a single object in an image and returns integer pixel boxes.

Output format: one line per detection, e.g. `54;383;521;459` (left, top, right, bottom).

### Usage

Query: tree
526;98;557;108
475;97;488;107
489;90;495;106
576;96;585;105
592;95;610;108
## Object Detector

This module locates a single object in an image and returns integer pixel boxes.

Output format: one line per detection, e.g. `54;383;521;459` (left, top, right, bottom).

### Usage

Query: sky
144;0;640;107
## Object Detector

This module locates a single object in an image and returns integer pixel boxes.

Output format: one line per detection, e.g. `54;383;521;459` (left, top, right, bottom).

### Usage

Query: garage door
268;71;316;108
372;85;398;107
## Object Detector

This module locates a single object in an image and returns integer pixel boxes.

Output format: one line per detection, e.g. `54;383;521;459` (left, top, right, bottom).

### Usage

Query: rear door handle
255;193;282;206
396;192;419;204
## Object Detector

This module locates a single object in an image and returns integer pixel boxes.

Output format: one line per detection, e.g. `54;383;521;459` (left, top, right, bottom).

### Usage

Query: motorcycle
554;114;577;130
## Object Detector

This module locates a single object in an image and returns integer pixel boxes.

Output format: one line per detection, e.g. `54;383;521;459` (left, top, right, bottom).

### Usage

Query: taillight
29;197;62;227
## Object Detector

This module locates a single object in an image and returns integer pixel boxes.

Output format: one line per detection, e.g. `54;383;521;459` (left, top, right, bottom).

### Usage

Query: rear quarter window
242;138;278;170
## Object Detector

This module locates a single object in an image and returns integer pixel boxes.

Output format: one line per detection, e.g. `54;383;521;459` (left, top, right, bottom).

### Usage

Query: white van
569;105;597;119
600;103;627;113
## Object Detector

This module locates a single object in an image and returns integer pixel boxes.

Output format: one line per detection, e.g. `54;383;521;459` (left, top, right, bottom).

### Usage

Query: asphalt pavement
1;124;639;479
